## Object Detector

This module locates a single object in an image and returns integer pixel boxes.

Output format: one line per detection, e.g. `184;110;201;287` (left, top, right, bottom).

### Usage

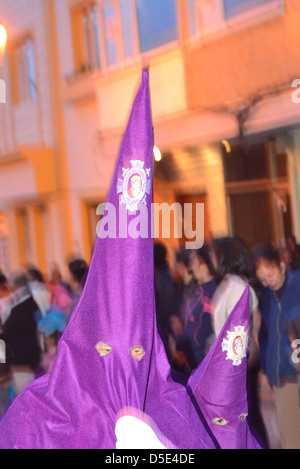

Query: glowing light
0;25;7;49
222;139;231;153
153;146;162;162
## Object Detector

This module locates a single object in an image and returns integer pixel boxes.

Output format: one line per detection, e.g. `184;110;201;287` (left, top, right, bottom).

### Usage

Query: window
71;0;179;74
224;0;275;20
186;0;199;37
224;138;292;249
186;0;283;39
25;39;38;101
186;0;226;37
10;37;38;104
223;143;269;183
83;4;102;69
120;0;136;59
102;1;118;66
136;0;178;53
71;2;102;72
102;0;136;64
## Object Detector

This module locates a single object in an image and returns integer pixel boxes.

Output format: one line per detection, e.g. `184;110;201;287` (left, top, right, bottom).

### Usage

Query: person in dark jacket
185;245;217;368
154;243;181;335
154;242;182;370
252;243;300;449
0;274;41;395
168;249;197;375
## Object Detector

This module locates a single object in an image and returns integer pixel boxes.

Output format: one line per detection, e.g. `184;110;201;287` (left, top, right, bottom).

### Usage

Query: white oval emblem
117;160;151;212
221;326;248;366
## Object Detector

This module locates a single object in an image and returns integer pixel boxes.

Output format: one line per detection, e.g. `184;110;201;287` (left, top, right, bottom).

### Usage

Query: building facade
0;0;300;276
179;0;300;250
0;0;73;277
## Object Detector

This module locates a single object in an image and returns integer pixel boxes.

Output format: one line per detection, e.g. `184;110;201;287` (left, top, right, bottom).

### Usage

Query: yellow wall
21;147;57;195
96;49;187;132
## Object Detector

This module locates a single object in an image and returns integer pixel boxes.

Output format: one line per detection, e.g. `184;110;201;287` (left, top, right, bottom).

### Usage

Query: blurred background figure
175;249;197;303
286;235;300;270
49;264;71;292
168;248;197;374
278;246;294;272
252;242;300;449
48;264;73;315
0;273;41;396
66;258;89;321
211;236;267;446
211;237;259;342
27;267;51;319
0;273;14;327
154;242;182;370
38;310;67;374
0;274;14;421
183;245;216;369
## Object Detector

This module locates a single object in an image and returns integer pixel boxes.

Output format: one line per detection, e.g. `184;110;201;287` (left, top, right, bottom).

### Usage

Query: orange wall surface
182;1;300;111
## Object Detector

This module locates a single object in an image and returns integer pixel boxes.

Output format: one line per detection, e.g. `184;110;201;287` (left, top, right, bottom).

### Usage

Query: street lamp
153;146;162;162
0;24;7;65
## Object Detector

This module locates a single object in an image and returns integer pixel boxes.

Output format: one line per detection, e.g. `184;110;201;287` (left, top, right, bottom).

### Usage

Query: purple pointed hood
188;286;262;449
0;71;262;450
0;71;214;449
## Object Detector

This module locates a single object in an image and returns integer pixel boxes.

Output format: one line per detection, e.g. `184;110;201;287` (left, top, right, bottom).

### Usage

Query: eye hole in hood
212;417;229;426
96;341;112;357
129;346;146;361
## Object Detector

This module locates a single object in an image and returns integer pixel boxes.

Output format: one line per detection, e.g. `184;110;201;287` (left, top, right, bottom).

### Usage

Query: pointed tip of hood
188;285;251;407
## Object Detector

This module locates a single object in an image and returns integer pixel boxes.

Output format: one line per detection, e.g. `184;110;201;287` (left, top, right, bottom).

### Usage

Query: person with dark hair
252;242;300;449
67;259;89;321
0;273;41;396
0;273;9;290
175;249;196;298
153;242;181;369
182;245;217;369
211;237;259;338
27;266;50;318
68;259;88;290
154;242;180;333
212;237;268;446
278;246;296;272
168;249;197;374
48;265;73;315
286;234;300;269
27;267;45;284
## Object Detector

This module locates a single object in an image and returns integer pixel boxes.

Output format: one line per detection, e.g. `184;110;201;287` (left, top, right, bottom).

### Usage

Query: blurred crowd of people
0;257;89;416
154;235;300;449
0;234;299;449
